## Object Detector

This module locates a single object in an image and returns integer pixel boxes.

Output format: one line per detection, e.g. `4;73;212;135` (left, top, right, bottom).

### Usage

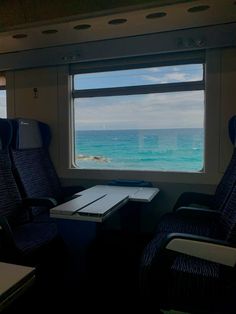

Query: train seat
140;182;236;313
10;118;84;220
0;118;60;265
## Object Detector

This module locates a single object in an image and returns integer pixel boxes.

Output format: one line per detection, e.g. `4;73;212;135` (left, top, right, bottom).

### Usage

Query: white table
0;262;35;312
50;185;159;223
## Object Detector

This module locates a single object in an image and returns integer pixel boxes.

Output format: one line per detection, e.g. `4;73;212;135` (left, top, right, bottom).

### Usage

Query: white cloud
140;71;201;84
74;91;204;130
140;65;202;84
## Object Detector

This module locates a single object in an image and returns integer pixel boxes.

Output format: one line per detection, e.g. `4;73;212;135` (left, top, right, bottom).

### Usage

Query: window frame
71;52;206;173
72;54;205;98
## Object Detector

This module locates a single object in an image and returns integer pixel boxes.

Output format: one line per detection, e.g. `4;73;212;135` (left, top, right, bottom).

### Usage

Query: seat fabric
0;118;59;263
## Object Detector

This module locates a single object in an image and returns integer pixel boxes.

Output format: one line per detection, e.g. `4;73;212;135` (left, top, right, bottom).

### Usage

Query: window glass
74;91;204;171
0;90;6;118
74;64;203;90
72;62;204;172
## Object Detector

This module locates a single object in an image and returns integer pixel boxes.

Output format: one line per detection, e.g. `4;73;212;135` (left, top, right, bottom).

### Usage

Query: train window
0;74;6;118
72;61;205;172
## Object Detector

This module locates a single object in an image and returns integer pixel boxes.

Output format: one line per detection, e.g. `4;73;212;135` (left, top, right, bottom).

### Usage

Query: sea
75;128;204;172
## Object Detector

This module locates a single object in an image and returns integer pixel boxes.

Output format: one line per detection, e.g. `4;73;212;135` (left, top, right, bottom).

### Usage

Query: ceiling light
74;24;91;30
41;29;58;34
146;12;167;19
188;5;210;13
12;34;27;39
108;18;127;25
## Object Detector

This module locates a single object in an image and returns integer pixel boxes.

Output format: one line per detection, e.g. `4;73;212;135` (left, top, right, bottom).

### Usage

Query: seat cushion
165;254;222;311
140;232;226;312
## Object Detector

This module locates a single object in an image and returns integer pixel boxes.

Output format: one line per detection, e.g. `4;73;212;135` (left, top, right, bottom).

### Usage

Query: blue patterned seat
140;183;236;313
0;119;59;264
10;118;84;219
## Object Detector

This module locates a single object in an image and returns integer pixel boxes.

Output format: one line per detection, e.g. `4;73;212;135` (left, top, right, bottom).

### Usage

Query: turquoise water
75;128;204;172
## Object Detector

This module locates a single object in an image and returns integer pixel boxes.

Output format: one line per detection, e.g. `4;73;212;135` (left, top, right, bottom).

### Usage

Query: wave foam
77;154;110;163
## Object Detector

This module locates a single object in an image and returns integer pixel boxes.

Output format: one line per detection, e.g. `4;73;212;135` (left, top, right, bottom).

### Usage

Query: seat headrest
0;118;12;150
11;118;51;150
229;115;236;147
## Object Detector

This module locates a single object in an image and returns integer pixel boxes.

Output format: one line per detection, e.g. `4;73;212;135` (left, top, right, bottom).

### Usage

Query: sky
0;90;6;118
74;64;204;130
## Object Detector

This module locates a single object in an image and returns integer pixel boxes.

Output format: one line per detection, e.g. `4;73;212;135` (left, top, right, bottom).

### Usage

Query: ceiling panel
0;0;195;31
0;0;235;54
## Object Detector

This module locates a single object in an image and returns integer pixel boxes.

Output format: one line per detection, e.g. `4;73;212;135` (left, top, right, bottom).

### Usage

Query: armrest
164;233;236;267
22;197;58;208
173;192;214;211
176;206;221;219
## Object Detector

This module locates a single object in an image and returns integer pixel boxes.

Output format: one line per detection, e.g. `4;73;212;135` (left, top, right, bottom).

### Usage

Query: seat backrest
10;118;63;201
212;115;236;210
0;119;59;261
0;119;25;223
219;184;236;243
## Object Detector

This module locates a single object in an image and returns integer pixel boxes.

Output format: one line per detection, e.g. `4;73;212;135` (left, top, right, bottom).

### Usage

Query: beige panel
57;65;71;173
13;67;60;167
204;49;221;179
220;48;236;173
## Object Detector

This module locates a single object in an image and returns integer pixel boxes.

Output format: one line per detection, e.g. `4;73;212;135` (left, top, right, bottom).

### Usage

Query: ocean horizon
75;128;204;171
